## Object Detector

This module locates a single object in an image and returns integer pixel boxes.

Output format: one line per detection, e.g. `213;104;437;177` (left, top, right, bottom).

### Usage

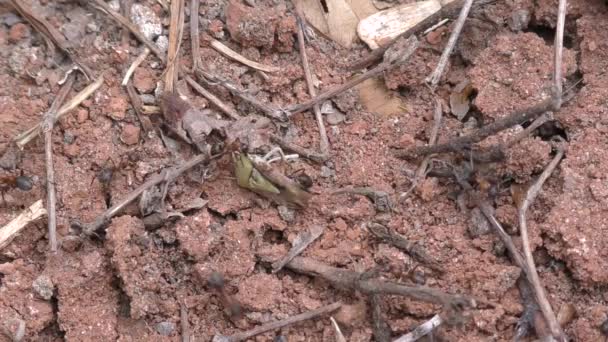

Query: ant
0;172;33;205
90;157;120;207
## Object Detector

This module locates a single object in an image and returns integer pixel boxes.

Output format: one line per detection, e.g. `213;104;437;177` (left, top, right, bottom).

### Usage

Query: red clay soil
1;0;608;341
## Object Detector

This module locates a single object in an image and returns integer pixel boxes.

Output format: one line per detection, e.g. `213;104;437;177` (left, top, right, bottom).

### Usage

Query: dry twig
370;294;391;342
180;300;191;342
165;0;185;93
330;317;347;342
80;153;215;235
88;0;166;62
43;74;75;252
126;82;154;133
517;141;566;340
213;302;342;342
288;36;419;116
271;225;325;273
425;0;474;88
184;75;240;120
190;0;201;69
0;200;46;250
284;256;477;307
393;314;443;342
210;39;279;73
122;48;150;86
553;0;567;109
8;0;93;78
15;73;105;148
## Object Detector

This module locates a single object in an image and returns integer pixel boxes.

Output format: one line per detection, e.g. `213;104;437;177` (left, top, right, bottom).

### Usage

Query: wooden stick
184;75;240;120
121;48;150;86
393;314;443;342
88;0;166;62
288;36;419;116
210;39;279;73
425;0;474;88
15;73;105;148
165;0;185;93
553;0;567;109
214;302;342;342
190;0;201;69
0;200;46;250
43;75;75;252
81;153;213;235
518;142;566;340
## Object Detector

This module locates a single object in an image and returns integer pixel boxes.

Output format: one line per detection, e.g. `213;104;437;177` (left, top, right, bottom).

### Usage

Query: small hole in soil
535;120;569;141
525;24;574;49
262;228;285;244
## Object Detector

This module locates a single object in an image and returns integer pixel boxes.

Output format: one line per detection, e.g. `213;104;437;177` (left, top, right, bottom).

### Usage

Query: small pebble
468;207;491;238
326;112;346;125
155;321;175;336
32;275;54;300
63;132;75;144
277;205;295;223
508;9;530;32
130;4;162;40
156;35;169;52
600;317;608;336
15;176;33;191
140;94;156;105
207;271;225;289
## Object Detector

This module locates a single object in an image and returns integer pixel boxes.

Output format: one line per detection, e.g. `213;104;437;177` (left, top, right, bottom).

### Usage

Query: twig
288;36;419;116
367;222;443;273
272;225;325;273
8;0;93;78
284;256;478;307
165;0;185;93
271;3;330;163
553;0;567;109
180;300;190;342
425;0;474;88
80;153;214;235
400;98;443;199
518;142;566;340
213;302;342;342
350;0;496;71
330;317;347;342
395;97;554;158
126;82;154;133
393;314;443;342
43;75;75;252
210;39;279;73
194;68;286;121
14;73;105;149
119;0;133;44
88;0;166;63
184;75;240;120
121;48;150;86
190;0;200;69
371;294;391;342
0;200;47;250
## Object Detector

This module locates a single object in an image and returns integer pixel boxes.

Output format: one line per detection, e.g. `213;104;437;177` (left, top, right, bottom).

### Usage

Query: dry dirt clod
32;275;54;300
155;321;176;336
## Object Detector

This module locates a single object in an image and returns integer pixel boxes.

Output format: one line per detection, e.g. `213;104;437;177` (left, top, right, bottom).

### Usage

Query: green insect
232;151;312;208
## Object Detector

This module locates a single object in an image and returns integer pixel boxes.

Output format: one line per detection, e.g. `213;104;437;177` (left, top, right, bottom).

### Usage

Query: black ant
0;172;33;206
90;158;119;207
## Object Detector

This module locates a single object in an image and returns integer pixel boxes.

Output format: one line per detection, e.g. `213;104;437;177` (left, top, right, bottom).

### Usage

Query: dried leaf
356;78;405;117
325;0;359;48
449;79;474;120
357;0;456;49
345;0;378;19
295;0;330;36
557;303;576;327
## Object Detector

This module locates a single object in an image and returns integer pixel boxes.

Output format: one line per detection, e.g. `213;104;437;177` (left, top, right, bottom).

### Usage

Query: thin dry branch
518;142;566;340
400;98;443;199
88;0;166;62
43;74;75;252
553;0;567;109
190;0;201;69
426;0;474;88
284;256;478;307
288;36;419;115
8;0;93;78
15;73;105;148
213;302;342;342
165;0;185;93
393;314;443;342
122;48;150;86
0;200;47;250
80;153;214;235
126;82;154;133
210;39;280;73
184;75;240;120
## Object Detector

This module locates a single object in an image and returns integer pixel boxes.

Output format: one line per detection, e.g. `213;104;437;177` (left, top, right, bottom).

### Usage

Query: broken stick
393;314;443;342
518;141;566;340
288;36;419;116
43;74;75;252
80;153;214;235
0;200;47;250
213;302;342;342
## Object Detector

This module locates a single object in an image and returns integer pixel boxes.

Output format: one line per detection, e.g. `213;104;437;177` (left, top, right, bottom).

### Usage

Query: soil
1;0;608;341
